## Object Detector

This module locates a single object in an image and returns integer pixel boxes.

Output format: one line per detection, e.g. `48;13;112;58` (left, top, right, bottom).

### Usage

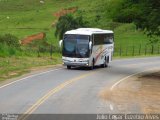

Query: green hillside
0;0;151;48
0;0;159;81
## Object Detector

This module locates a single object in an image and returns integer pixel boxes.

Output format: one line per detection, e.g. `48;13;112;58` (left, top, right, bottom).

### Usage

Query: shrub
0;44;9;57
0;34;20;48
0;34;20;57
55;14;89;39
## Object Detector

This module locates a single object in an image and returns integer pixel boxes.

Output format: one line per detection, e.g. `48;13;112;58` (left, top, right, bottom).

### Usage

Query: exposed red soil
21;32;46;45
53;7;78;18
21;7;77;44
52;7;78;27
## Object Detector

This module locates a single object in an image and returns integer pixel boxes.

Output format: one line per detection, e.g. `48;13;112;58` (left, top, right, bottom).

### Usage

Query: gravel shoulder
100;70;160;113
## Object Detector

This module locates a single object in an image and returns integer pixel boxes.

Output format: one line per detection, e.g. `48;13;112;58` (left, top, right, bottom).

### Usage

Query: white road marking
0;68;63;89
19;71;96;120
109;104;113;111
110;67;160;91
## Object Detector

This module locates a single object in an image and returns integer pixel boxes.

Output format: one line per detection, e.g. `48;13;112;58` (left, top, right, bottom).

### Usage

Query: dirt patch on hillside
53;7;78;18
100;71;160;113
52;7;78;27
21;32;46;45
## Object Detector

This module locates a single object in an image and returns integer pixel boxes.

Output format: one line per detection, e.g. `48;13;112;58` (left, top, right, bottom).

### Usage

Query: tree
55;14;88;39
107;0;160;41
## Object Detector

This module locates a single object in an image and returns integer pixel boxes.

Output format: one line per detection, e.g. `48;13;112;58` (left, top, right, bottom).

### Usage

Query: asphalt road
0;57;160;119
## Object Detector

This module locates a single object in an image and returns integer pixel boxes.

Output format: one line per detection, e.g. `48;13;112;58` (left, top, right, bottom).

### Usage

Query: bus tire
67;66;71;69
90;59;95;70
106;57;109;67
102;57;107;68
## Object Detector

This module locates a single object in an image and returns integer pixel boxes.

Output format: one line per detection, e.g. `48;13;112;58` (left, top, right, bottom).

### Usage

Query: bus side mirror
59;40;63;47
89;41;92;50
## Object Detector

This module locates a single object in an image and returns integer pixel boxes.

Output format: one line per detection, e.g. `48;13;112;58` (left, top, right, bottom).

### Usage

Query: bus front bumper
63;61;89;67
62;57;89;67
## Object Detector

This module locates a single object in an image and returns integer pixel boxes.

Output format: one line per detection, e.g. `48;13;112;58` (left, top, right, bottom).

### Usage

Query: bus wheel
103;57;109;68
90;60;95;70
67;66;71;69
102;58;106;68
106;57;109;67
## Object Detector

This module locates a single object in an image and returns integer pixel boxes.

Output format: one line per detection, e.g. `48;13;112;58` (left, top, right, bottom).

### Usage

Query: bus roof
65;28;113;35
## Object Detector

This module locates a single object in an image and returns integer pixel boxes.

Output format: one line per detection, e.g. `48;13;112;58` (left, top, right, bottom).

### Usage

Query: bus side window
104;34;113;44
94;34;105;45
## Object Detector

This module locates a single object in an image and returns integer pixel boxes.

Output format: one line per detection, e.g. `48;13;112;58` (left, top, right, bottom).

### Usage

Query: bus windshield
63;34;90;58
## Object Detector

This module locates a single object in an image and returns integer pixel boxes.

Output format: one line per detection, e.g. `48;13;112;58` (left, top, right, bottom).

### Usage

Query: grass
0;0;159;81
114;24;160;56
0;0;157;50
0;0;154;43
0;53;61;81
0;0;68;45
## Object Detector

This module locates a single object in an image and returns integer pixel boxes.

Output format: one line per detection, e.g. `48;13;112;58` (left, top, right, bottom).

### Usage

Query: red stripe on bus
94;48;107;64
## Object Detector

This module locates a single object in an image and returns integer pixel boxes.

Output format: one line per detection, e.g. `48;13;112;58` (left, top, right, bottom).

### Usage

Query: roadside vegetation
0;55;61;81
0;0;159;81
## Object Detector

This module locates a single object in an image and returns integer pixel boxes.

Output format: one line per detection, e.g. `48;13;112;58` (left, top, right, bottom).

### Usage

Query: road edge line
110;67;160;91
0;68;63;89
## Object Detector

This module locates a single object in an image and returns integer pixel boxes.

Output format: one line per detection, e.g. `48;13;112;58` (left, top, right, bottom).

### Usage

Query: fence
114;44;160;56
22;44;61;58
22;44;160;58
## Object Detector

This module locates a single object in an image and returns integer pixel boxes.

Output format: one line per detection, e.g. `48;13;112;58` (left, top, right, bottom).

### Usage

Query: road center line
19;71;96;120
0;68;63;89
1;61;159;89
110;67;160;91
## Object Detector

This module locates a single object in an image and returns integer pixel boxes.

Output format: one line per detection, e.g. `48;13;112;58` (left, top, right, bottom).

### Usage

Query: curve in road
0;57;159;117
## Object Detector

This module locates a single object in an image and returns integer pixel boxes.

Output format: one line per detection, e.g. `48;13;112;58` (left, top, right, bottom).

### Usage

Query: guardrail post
37;46;40;57
151;45;154;54
50;44;53;59
132;45;135;56
145;45;147;55
125;46;128;56
119;45;122;56
139;44;141;55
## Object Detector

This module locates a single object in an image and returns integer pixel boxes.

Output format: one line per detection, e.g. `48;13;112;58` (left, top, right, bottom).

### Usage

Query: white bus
59;28;114;69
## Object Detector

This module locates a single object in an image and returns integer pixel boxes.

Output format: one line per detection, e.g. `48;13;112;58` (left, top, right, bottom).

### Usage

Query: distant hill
0;0;151;54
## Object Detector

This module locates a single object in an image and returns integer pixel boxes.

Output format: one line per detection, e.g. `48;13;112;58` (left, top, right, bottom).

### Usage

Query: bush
0;44;9;57
55;14;89;39
0;34;20;48
24;38;50;54
107;22;123;30
0;43;18;57
0;34;20;57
